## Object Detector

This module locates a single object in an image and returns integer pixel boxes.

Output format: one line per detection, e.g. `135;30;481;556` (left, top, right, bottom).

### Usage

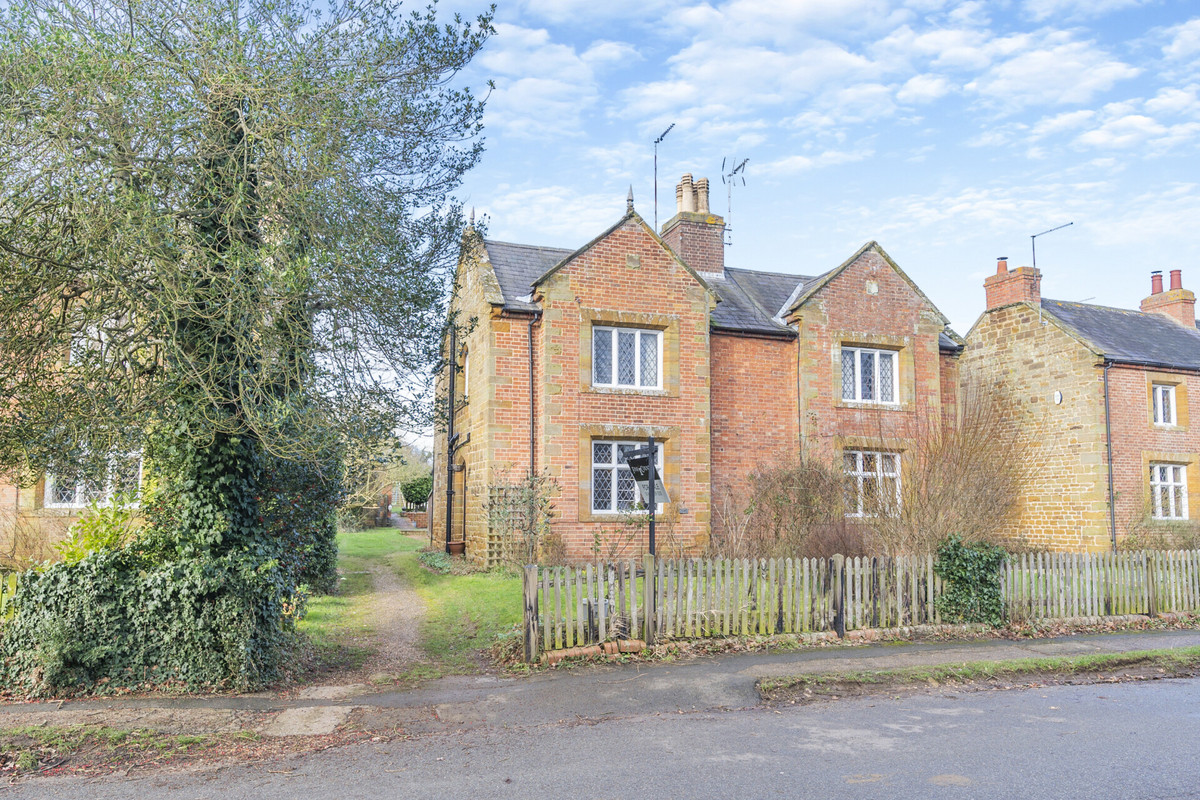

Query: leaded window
841;346;898;404
591;440;662;514
592;326;661;389
44;453;143;509
1153;384;1176;426
843;450;901;517
1150;463;1188;520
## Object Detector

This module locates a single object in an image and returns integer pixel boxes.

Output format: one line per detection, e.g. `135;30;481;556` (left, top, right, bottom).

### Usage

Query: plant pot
447;540;466;556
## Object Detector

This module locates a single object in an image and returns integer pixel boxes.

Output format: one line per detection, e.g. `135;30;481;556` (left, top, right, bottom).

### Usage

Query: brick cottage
962;260;1200;551
432;175;963;564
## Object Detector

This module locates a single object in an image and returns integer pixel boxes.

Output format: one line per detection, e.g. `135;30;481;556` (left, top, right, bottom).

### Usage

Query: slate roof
484;240;573;312
480;237;963;346
1040;299;1200;370
707;267;815;336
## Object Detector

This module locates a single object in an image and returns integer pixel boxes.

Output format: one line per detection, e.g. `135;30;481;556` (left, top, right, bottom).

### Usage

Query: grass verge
0;724;230;778
758;646;1200;704
393;555;522;681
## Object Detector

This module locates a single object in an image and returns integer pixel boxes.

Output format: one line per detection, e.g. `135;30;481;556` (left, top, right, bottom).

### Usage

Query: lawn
296;528;521;683
394;554;523;678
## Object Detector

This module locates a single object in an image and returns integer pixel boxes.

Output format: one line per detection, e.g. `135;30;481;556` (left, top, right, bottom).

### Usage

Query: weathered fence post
831;554;846;638
1145;552;1159;617
642;552;656;645
523;564;540;663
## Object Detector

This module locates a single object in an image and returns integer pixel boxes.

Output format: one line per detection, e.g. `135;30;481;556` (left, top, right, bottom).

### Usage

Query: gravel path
356;556;429;678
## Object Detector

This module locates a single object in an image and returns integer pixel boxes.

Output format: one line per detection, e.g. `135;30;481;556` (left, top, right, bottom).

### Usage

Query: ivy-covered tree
0;0;492;691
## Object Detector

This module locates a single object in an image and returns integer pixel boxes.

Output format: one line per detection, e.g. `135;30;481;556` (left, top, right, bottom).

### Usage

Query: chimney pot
1151;270;1163;295
996;257;1008;275
1170;269;1182;291
680;174;696;213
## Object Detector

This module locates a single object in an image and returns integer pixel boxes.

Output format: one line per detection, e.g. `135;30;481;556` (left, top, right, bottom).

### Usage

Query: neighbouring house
0;456;142;565
433;174;963;564
962;260;1200;551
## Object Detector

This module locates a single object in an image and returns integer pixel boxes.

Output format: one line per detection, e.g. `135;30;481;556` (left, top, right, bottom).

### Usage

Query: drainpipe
444;326;457;555
1103;359;1117;551
529;315;537;476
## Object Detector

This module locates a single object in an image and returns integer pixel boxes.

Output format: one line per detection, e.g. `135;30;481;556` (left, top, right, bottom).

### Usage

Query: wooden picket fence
1002;550;1200;620
522;554;942;661
0;572;20;623
522;549;1200;661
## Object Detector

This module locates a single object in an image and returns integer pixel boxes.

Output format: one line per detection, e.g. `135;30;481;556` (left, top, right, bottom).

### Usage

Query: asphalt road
17;676;1200;800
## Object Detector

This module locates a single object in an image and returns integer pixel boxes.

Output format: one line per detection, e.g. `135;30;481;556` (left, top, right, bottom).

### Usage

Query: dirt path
354;557;429;680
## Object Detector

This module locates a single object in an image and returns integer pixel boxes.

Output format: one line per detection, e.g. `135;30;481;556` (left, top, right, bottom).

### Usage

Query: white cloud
1030;110;1096;139
1074;114;1166;148
965;34;1140;109
482;185;626;243
1145;85;1200;116
758;148;874;175
581;40;641;66
477;24;636;138
1163;18;1200;60
897;73;953;104
1022;0;1148;23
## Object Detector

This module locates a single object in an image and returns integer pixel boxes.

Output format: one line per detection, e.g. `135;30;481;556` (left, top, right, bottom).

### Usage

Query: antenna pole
653;123;675;232
722;157;748;246
1031;221;1074;269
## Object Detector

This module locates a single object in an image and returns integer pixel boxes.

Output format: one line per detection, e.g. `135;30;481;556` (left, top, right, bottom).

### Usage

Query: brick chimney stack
660;173;725;275
1140;269;1196;327
984;256;1041;311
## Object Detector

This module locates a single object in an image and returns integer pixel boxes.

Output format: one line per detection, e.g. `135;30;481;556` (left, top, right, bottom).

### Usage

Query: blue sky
443;0;1200;334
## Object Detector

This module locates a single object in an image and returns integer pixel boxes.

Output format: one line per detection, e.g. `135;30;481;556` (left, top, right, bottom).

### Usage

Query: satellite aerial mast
1031;221;1074;268
653;123;675;232
721;157;748;245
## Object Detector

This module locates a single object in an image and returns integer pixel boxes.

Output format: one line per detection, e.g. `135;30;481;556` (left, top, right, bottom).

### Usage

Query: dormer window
1153;383;1176;426
592;326;661;390
841;346;897;404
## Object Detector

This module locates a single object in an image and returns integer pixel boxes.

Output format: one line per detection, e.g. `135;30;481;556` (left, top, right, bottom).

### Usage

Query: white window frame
1152;383;1176;426
44;453;144;509
843;450;901;517
1150;463;1188;520
591;326;662;390
591;440;663;514
841;346;899;405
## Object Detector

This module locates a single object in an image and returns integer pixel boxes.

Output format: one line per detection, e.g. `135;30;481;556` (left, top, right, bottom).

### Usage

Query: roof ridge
724;265;815;282
484;239;574;252
1042;297;1151;315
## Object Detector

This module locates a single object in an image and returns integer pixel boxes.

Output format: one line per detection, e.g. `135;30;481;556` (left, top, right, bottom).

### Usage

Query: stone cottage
962;260;1200;550
433;175;963;564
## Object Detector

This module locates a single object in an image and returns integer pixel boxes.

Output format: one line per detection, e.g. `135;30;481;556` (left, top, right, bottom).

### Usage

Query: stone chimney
1140;269;1196;327
660;173;724;275
984;256;1041;311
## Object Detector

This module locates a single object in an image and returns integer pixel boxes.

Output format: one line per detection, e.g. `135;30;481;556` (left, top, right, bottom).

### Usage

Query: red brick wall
660;213;725;275
984;266;1041;310
793;248;949;458
534;215;713;559
709;332;798;534
1106;364;1200;543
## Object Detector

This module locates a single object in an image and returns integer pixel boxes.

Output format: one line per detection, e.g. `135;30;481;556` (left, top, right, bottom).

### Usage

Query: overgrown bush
260;453;343;594
54;497;140;566
1;547;292;694
933;534;1008;626
0;434;310;694
710;455;857;559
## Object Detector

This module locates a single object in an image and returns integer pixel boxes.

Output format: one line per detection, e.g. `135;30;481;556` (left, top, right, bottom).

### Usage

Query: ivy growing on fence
934;534;1008;626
